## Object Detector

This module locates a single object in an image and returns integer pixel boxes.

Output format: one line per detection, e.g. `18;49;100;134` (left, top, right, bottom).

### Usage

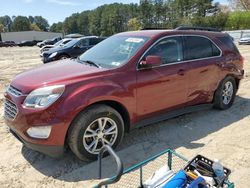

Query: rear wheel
214;76;236;110
67;105;124;161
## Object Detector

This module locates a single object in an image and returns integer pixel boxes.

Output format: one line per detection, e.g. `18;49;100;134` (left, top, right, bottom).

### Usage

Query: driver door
72;39;89;57
136;36;190;121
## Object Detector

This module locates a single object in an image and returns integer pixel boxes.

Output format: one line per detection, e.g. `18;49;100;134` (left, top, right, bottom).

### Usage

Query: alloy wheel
83;117;118;154
222;81;234;105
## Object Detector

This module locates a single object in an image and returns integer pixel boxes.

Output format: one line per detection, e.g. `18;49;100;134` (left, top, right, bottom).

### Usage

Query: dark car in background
40;38;73;56
0;41;17;47
42;36;106;63
17;40;40;47
239;35;250;45
37;37;62;48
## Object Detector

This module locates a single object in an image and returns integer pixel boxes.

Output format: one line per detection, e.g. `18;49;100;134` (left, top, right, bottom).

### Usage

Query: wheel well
235;77;240;90
213;75;240;103
226;74;240;90
93;100;131;133
69;100;130;133
59;53;70;58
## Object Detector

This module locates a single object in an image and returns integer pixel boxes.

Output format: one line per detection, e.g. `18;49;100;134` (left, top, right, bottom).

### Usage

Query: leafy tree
33;16;49;31
63;13;79;34
0;15;12;32
225;11;250;29
28;16;35;24
77;11;90;35
0;24;4;32
12;16;30;31
128;18;142;30
30;23;41;31
140;0;154;28
50;22;64;33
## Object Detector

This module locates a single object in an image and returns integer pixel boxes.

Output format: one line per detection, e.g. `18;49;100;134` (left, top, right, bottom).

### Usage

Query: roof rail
141;28;166;30
175;26;221;32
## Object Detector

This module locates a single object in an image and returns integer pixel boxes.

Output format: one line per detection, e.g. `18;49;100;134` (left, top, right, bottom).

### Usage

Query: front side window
184;36;221;60
77;39;89;48
144;36;183;64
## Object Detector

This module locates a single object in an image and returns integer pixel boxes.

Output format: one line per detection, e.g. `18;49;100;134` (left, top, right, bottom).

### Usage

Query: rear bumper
10;128;64;158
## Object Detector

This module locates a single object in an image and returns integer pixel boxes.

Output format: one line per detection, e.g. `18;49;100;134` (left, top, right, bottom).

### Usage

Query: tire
59;55;69;60
213;76;236;110
67;105;124;161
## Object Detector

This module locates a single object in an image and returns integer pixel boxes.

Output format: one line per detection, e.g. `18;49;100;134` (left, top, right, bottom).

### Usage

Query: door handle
177;69;185;76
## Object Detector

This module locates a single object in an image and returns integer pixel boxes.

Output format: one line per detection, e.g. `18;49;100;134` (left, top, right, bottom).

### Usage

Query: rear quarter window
217;36;239;53
184;36;221;61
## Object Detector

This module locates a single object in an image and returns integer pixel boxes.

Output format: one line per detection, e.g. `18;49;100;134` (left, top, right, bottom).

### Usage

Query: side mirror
140;55;163;68
73;45;80;49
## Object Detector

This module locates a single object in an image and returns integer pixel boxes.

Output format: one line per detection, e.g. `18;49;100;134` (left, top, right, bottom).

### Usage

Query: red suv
4;28;244;160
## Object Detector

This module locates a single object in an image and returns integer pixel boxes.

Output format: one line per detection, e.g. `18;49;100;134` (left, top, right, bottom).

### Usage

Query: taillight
240;55;244;64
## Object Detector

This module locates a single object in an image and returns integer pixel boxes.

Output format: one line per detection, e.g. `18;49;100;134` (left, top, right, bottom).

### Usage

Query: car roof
77;36;98;40
116;29;227;39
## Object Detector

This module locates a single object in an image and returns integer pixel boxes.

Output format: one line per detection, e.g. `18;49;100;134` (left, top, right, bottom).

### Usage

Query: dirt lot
0;45;250;188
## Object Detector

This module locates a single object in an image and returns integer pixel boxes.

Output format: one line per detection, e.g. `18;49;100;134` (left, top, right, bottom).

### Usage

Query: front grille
7;85;22;97
4;99;18;120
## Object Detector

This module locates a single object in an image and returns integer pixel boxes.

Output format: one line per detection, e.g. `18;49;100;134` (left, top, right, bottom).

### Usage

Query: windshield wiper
77;57;101;68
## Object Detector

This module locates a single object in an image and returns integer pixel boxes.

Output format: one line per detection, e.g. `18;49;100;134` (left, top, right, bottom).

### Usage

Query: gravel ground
0;45;249;187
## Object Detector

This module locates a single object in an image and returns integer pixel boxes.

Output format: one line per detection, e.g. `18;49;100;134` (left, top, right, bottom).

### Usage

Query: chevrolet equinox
4;28;244;160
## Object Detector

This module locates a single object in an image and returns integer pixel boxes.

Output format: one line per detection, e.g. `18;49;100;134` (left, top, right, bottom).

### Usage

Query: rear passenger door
183;36;222;105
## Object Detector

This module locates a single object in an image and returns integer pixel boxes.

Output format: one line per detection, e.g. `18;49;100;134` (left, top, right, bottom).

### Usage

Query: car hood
42;45;55;49
45;45;69;54
11;59;106;94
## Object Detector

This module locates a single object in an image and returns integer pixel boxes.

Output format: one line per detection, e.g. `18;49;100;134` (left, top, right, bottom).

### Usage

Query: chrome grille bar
4;99;18;120
7;85;23;97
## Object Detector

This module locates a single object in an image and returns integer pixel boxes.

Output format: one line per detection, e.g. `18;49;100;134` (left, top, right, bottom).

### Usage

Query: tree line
0;15;49;32
50;0;250;36
0;0;249;37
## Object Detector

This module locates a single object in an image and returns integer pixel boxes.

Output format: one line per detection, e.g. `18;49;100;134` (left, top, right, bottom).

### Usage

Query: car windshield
54;40;64;46
79;35;149;68
243;35;250;38
54;39;72;46
62;39;78;47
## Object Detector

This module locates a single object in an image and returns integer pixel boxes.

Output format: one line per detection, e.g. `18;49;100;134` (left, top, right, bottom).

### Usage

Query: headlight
27;126;52;139
23;85;65;108
49;52;57;58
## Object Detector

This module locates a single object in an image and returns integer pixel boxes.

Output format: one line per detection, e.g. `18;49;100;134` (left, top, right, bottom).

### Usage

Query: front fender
60;81;135;126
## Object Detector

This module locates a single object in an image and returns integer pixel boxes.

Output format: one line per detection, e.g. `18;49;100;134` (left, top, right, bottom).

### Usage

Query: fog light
27;126;52;139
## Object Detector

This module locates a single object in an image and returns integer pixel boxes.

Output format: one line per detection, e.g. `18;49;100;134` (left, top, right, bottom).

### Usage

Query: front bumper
4;92;70;158
42;55;54;63
10;128;64;158
239;41;250;45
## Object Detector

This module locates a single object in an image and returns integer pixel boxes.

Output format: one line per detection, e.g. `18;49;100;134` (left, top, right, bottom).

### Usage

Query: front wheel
59;55;69;60
213;76;236;110
67;105;124;161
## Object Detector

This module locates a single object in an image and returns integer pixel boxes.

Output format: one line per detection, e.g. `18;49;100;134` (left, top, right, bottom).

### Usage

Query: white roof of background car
77;36;98;40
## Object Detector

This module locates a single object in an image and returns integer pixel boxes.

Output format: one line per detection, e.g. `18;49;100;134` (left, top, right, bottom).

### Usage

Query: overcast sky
1;0;229;25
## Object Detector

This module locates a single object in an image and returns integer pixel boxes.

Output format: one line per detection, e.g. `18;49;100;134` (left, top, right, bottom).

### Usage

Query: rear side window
218;36;239;53
184;36;221;61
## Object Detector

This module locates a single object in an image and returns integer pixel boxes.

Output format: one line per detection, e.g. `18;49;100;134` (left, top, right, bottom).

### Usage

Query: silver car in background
40;38;73;57
239;35;250;45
